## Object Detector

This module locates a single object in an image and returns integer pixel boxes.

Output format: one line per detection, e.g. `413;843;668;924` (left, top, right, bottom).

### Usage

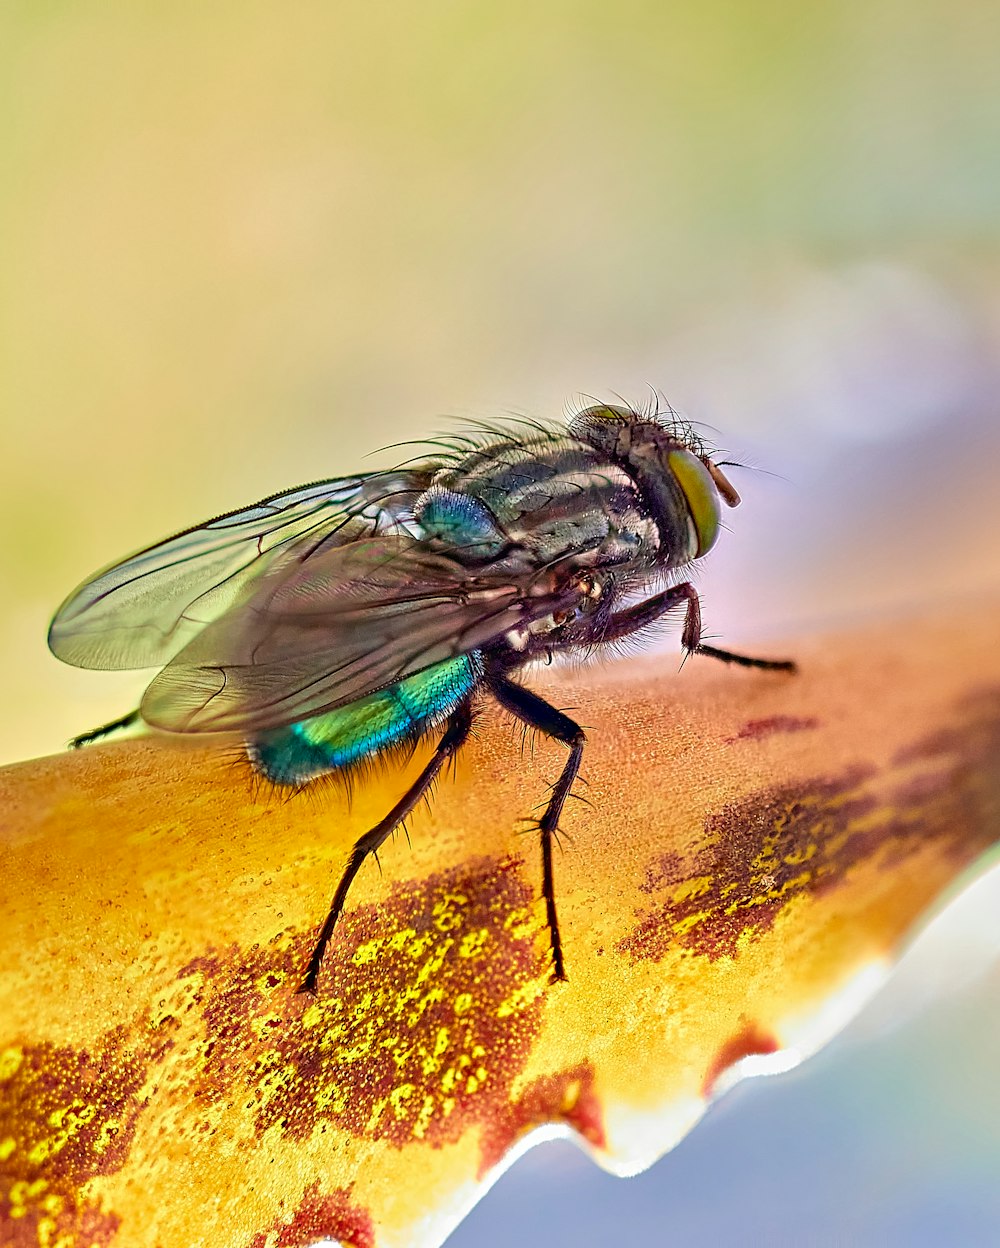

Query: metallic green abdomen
248;655;480;786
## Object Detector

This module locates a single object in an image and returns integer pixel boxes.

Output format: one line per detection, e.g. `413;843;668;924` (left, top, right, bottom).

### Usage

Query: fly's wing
48;470;433;671
140;536;578;733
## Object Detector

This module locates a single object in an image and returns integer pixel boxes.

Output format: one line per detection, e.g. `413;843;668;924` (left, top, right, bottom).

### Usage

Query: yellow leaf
1;602;998;1247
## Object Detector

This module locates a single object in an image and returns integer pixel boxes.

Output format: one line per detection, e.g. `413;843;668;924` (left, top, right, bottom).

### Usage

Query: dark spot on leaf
0;1028;151;1243
620;765;876;961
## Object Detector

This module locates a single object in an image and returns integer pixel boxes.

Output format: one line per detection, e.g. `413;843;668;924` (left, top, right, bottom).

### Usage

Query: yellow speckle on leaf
412;1092;436;1140
29;1133;67;1166
504;904;540;941
352;938;382;965
672;911;709;936
9;1178;48;1217
388;927;417;953
301;1002;324;1029
255;969;288;993
671;875;713;904
415;940;454;983
432;892;469;932
561;1079;582;1112
315;1084;349;1115
389;1084;415;1119
47;1097;96;1130
0;1046;23;1081
459;928;489;958
405;930;436;960
94;1116;122;1155
495;977;546;1019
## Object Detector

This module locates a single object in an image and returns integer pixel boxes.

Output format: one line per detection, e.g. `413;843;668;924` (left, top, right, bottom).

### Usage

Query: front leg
673;583;797;672
539;582;797;672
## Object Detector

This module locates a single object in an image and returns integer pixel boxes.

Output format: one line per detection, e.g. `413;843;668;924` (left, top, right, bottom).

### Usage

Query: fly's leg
488;675;585;983
548;582;797;672
674;584;797;671
299;701;474;995
70;708;142;749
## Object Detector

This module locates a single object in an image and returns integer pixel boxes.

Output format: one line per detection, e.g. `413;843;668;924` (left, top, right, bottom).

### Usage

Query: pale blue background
451;941;1000;1247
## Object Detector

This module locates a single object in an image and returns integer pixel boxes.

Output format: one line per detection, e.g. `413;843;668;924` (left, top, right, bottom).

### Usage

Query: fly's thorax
569;405;729;567
502;568;607;652
429;435;661;569
413;486;508;561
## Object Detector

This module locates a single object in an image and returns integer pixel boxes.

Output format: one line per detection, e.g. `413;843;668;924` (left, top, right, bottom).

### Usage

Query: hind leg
70;708;142;749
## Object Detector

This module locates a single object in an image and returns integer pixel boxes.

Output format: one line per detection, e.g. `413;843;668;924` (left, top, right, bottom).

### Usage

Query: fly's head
569;403;741;571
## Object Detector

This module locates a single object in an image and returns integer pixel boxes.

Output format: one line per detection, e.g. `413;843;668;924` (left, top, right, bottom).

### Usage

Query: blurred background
2;3;999;1244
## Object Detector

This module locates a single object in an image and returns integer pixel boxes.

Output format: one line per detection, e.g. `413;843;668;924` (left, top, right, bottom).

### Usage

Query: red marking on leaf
725;715;819;743
182;856;549;1152
1;1196;120;1247
478;1062;605;1176
620;691;1000;965
0;1028;150;1243
247;1182;375;1248
637;851;686;896
701;1023;779;1098
620;766;877;962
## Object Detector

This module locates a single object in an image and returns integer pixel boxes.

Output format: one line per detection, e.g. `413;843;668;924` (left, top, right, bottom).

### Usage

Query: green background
4;1;1000;762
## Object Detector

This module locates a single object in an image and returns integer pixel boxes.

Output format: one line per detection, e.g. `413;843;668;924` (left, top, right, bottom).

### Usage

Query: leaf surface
1;603;999;1247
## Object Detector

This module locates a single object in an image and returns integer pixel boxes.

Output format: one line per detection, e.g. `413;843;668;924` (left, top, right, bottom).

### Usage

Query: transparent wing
140;536;579;734
48;470;433;671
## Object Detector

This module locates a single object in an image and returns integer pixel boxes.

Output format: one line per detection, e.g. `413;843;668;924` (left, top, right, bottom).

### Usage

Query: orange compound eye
667;448;723;558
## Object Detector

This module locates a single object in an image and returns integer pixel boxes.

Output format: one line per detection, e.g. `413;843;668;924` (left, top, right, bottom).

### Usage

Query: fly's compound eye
667;448;723;558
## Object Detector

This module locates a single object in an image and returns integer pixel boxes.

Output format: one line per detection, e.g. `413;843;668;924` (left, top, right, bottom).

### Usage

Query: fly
48;401;796;992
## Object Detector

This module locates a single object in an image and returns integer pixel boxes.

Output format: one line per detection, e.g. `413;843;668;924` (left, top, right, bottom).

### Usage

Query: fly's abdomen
248;654;481;785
